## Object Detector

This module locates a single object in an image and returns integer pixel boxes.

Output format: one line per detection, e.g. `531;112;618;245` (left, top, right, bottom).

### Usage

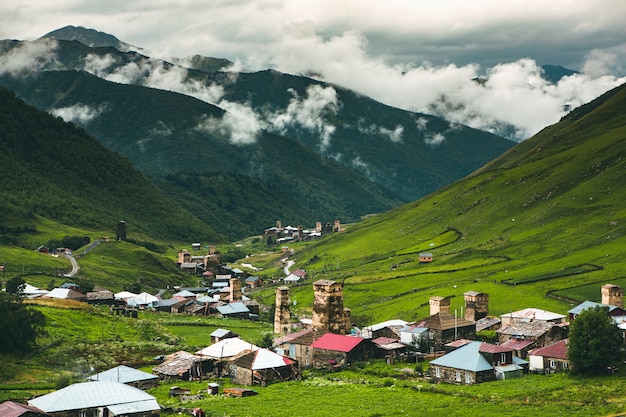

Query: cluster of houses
5;265;626;416
271;281;626;385
264;220;343;244
20;277;262;320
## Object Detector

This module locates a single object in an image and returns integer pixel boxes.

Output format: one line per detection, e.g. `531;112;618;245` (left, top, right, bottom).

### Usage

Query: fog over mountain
3;1;626;140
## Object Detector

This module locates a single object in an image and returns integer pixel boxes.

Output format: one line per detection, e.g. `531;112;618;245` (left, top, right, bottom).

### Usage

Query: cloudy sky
2;0;626;140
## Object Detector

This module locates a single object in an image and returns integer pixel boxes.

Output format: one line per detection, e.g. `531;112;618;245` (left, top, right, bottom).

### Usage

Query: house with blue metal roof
430;341;526;384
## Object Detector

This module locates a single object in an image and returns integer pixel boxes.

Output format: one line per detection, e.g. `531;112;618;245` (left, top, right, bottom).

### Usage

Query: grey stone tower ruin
274;286;291;335
311;279;351;334
464;291;489;321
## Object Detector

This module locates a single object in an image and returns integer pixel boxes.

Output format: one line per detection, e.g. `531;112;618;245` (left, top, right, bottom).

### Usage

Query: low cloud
358;122;404;143
0;38;58;78
269;84;339;150
50;103;105;124
424;132;446;147
253;30;626;141
195;100;265;145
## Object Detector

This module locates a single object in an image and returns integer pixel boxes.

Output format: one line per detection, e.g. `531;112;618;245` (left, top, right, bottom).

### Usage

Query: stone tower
429;296;450;316
117;221;126;241
312;279;350;334
601;284;624;307
229;278;242;301
274;286;291;335
464;291;489;321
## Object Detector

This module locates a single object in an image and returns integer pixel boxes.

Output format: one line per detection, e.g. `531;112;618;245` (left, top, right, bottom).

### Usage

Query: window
500;353;507;364
455;370;461;382
549;359;556;368
429;331;434;340
435;367;441;378
465;372;472;384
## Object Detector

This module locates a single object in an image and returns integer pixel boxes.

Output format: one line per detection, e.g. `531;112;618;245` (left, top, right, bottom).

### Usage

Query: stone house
528;339;570;374
421;311;476;351
274;328;327;369
497;321;568;348
430;341;526;385
152;351;212;381
310;333;375;369
228;348;299;386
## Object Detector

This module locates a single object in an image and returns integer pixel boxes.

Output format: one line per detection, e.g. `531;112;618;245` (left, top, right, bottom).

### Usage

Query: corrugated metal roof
445;339;473;348
479;343;513;354
0;400;47;417
107;399;160;415
430;341;493;372
501;308;565;322
28;381;158;413
500;338;535;350
231;348;295;370
529;339;569;360
196;338;259;359
211;328;232;338
89;365;157;384
310;333;364;352
216;302;250;315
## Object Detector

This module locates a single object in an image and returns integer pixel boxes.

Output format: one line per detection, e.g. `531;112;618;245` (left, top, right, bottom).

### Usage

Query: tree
0;292;46;353
5;276;25;295
568;306;624;375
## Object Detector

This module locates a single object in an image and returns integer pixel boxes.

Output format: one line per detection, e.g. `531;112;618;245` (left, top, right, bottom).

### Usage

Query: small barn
228;348;299;386
419;253;433;263
152;351;212;381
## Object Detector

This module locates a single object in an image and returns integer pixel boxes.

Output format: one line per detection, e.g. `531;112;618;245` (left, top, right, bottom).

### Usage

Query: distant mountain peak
43;25;131;51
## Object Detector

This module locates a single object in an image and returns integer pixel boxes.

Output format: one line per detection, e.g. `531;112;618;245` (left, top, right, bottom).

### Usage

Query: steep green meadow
250;82;626;323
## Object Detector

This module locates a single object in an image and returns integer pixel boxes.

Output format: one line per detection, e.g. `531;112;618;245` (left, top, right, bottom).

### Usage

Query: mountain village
3;236;626;416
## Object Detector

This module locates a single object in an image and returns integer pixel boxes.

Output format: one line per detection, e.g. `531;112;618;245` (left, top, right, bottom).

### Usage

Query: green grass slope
253;82;626;323
0;69;402;239
0;86;221;244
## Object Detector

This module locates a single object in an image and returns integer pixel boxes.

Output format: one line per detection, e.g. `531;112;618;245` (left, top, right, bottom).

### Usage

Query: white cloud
196;100;265;146
50;102;105;124
425;132;446;147
0;38;58;77
358;122;404;143
270;84;339;150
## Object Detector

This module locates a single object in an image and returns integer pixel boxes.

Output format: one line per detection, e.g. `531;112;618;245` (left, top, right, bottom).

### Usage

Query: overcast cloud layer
2;1;626;140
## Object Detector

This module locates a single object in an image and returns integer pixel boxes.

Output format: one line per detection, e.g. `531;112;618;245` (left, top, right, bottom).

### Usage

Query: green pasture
149;365;626;417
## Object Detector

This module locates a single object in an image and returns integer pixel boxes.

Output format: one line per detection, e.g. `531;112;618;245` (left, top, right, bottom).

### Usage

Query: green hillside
0;86;221;245
0;68;402;239
0;36;514;238
251;82;626;324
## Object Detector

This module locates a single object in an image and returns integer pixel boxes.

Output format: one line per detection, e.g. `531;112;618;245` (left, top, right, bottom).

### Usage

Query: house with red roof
0;400;49;417
528;339;569;374
273;328;327;369
310;333;375;369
